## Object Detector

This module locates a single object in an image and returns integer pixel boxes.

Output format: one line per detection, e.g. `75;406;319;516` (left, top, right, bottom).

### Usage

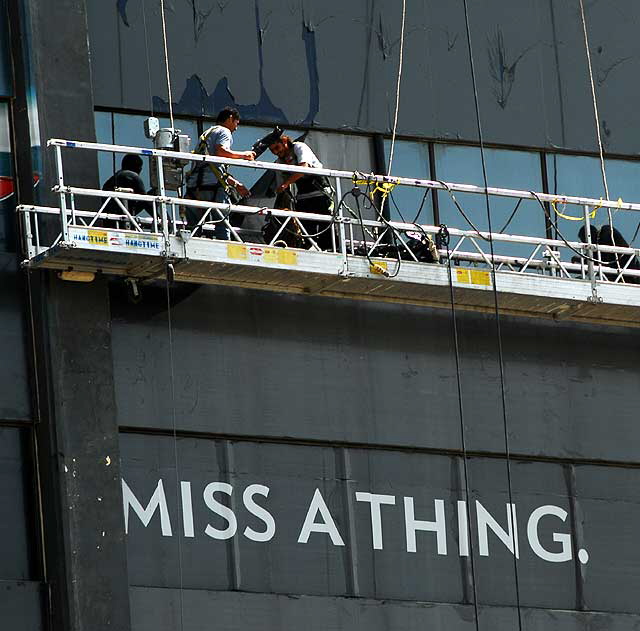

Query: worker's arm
276;162;310;193
215;145;256;161
226;175;250;198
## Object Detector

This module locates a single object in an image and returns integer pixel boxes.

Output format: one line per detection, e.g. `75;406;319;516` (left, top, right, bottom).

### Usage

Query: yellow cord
552;198;603;221
352;174;399;206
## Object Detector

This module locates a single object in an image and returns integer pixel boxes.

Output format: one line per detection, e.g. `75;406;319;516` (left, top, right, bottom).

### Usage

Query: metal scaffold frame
16;138;640;327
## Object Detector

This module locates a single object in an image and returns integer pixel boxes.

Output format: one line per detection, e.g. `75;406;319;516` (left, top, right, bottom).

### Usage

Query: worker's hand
276;182;289;194
236;183;250;198
243;151;256;161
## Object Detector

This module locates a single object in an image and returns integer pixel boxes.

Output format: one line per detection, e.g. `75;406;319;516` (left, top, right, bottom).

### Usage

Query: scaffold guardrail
15;138;640;324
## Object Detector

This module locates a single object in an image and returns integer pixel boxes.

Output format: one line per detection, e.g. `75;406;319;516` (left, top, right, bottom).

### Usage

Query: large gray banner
121;433;639;615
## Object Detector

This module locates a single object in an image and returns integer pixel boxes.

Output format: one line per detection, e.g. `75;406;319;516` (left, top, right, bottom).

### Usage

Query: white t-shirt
283;142;323;168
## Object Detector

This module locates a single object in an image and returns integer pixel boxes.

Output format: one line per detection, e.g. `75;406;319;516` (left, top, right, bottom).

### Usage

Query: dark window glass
383;139;434;224
435;144;546;259
0;427;38;580
0;102;14;252
109;113;197;196
546;153;640;249
94;111;114;186
0;0;11;98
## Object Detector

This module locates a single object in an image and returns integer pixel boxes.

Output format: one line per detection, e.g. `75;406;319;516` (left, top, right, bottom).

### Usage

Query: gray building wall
115;283;640;630
2;1;640;630
88;0;640;155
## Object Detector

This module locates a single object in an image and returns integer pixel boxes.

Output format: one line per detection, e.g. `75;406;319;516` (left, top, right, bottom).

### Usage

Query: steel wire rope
164;264;185;631
352;188;401;277
158;1;181;625
439;225;481;631
389;192;408;223
438;180;488;240
411;189;431;224
388;188;432;227
387;0;407;174
141;0;154;115
264;189;348;248
577;0;621;274
159;0;174;130
499;198;523;234
364;182;440;271
461;1;524;628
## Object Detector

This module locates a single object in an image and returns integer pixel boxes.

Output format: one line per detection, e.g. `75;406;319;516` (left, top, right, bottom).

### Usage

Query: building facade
2;1;640;630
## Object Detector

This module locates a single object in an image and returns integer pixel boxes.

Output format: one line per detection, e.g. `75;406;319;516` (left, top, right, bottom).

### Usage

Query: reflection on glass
302;130;375;221
0;102;14;251
112;113;199;197
305;130;374;172
383;139;433;224
95;111;114;185
0;5;11;98
547;154;640;248
113;113;154;189
435;144;546;259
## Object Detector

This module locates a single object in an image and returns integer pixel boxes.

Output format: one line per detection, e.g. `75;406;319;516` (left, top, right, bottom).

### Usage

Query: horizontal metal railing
16;138;640;288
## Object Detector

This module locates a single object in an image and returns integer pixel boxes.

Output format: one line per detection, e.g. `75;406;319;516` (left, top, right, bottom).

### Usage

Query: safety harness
188;126;232;194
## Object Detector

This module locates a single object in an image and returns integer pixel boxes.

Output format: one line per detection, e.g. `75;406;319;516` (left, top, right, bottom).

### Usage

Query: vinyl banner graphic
120;434;639;613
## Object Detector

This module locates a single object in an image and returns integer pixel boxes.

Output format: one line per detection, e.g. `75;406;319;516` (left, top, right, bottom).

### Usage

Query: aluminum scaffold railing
15;138;640;324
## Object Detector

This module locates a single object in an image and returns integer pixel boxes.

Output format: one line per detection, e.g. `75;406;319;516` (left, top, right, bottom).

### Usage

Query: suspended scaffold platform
17;139;640;328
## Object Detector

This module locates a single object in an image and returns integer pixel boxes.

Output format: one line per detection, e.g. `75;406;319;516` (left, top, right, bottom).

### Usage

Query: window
383;139;433;224
303;130;375;223
435;144;546;259
95;111;198;193
0;0;11;98
547;154;640;248
0;102;14;251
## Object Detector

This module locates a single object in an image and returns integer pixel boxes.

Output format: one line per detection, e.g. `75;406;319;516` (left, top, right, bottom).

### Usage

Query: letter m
122;478;173;536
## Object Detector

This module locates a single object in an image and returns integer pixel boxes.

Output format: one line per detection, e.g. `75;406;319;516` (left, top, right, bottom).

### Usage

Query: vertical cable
440;226;481;631
159;0;174;129
165;271;184;631
577;0;620;272
141;0;154;116
461;1;524;629
387;0;406;174
577;0;609;202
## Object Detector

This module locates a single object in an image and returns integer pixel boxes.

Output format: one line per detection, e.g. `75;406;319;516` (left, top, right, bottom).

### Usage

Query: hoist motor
144;117;191;191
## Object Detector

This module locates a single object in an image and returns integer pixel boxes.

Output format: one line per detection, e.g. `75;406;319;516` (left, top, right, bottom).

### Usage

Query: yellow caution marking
456;269;492;286
227;244;247;259
277;250;298;265
227;243;298;266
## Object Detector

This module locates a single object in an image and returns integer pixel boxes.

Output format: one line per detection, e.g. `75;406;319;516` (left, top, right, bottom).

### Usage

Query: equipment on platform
251;126;283;159
144;116;191;191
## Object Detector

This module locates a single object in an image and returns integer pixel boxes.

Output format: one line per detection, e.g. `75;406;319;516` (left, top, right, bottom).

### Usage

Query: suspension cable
164;268;185;631
577;0;620;273
439;225;480;631
141;0;154;115
387;0;406;174
461;2;523;629
159;0;174;129
577;0;609;202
